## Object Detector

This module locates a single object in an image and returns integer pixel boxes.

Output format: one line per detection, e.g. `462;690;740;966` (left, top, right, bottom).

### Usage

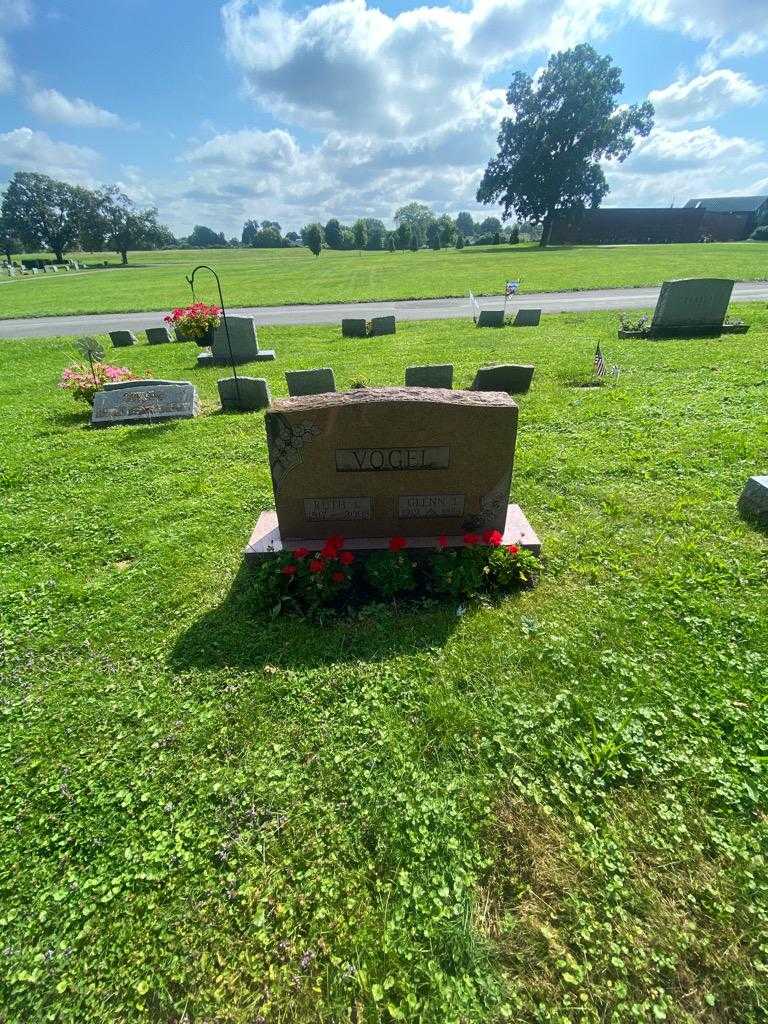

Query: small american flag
505;280;520;297
593;343;606;377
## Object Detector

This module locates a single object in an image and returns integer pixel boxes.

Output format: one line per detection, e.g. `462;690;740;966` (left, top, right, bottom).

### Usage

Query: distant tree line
0;171;175;264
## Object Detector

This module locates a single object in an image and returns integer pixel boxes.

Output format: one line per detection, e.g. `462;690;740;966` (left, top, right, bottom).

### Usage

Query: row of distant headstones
2;259;93;276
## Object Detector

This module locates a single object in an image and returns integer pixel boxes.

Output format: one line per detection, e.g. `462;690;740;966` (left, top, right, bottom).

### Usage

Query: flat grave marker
473;364;535;394
146;327;173;345
738;475;768;526
109;330;138;347
405;364;454;389
513;308;542;327
285;368;336;397
91;380;200;426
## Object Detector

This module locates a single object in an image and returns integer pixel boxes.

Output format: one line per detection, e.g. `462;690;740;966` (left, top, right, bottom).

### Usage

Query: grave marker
285;368;336;397
477;309;505;328
197;316;275;366
513;308;542;327
405;364;454;389
738;476;768;526
218;376;271;412
109;330;138;347
341;318;368;338
91;380;200;426
472;364;535;394
245;387;540;558
371;315;396;336
146;327;173;345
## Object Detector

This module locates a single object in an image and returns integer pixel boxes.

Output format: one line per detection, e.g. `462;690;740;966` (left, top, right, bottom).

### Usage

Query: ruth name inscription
336;446;450;472
304;497;373;521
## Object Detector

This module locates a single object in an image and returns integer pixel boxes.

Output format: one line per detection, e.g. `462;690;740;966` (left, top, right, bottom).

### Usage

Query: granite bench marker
91;380;200;427
245;387;540;561
285;368;336;397
197;316;275;367
405;364;454;389
109;330;138;347
472;364;535;394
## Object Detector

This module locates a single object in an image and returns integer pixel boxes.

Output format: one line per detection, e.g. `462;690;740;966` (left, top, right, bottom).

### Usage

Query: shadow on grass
170;563;458;671
47;408;92;428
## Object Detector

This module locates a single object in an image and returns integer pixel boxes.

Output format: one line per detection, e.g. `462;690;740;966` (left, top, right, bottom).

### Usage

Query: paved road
1;282;766;338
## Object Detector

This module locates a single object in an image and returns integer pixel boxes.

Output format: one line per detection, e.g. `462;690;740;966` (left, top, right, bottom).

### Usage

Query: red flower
321;541;338;558
293;546;310;558
328;534;345;550
389;536;407;551
339;550;355;565
463;533;480;546
281;563;297;576
483;529;503;547
438;534;448;548
309;559;325;574
331;571;346;584
506;544;519;554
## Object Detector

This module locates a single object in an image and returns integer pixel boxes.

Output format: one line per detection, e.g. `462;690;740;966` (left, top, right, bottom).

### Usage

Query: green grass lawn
2;310;767;1023
1;241;766;319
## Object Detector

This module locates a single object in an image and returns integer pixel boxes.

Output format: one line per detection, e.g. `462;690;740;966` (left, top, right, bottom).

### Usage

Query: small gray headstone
109;330;137;347
31;268;39;275
218;376;271;412
7;267;16;277
738;475;768;526
477;309;505;328
342;318;367;338
472;364;535;394
650;278;733;335
285;368;336;397
198;316;275;365
513;308;541;327
371;315;396;336
50;265;58;273
146;327;173;345
405;364;454;389
91;380;200;426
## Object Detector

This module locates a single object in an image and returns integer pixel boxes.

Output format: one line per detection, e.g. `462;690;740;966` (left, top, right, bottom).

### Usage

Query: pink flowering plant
164;302;221;342
58;362;138;405
251;531;540;618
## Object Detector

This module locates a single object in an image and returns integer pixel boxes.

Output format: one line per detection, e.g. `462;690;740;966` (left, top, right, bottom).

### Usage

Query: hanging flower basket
164;302;221;345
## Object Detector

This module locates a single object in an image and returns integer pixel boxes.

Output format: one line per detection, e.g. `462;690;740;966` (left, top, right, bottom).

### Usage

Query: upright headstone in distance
285;368;336;397
50;265;58;273
371;315;396;336
197;316;275;366
477;309;505;328
472;364;535;394
649;278;734;336
405;364;454;389
342;318;367;338
218;376;271;413
91;380;200;426
513;308;542;327
109;330;138;347
738;475;768;527
146;327;173;345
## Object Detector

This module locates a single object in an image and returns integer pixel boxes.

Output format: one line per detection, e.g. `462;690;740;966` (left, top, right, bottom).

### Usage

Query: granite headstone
405;364;454;389
513;308;542;327
285;368;336;397
197;316;275;366
738;475;768;526
91;380;200;426
477;309;505;328
472;364;535;394
341;318;367;338
371;315;396;336
146;327;173;345
218;376;271;412
649;278;734;336
109;330;138;347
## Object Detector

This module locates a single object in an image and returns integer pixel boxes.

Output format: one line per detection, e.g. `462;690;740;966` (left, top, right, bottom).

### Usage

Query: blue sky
1;0;767;236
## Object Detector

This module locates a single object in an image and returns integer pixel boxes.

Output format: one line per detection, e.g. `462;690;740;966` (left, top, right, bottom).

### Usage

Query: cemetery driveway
2;282;767;338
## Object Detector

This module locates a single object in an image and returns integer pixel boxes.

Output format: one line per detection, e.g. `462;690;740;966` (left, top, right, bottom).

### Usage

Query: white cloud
632;0;768;45
0;0;33;91
184;127;302;170
25;85;127;127
0;127;99;182
649;69;765;124
631;125;763;169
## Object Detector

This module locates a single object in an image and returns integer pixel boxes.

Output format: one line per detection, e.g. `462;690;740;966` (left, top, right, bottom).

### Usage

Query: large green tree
456;211;475;238
188;224;226;247
324;218;344;249
98;189;173;264
301;222;324;256
352;219;367;254
393;202;434;247
477;44;654;246
0;215;23;262
0;171;97;262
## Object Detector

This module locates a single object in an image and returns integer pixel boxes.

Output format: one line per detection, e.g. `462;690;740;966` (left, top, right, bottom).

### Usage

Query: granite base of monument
245;503;540;563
